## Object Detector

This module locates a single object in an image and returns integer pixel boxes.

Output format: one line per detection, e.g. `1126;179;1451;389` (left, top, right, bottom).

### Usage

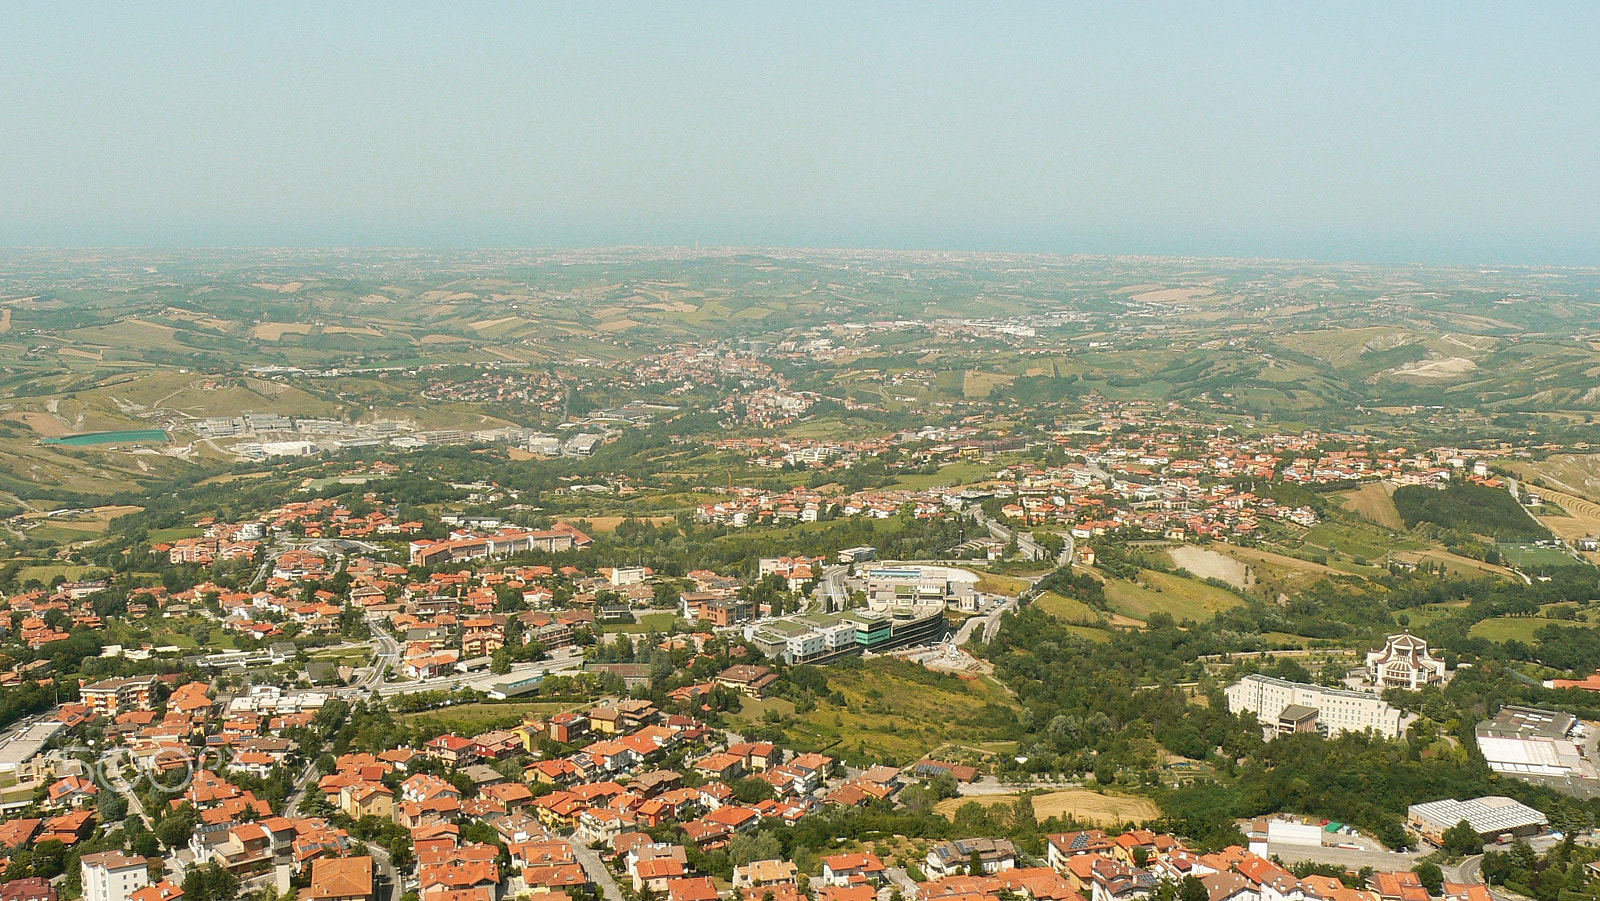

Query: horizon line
0;243;1593;273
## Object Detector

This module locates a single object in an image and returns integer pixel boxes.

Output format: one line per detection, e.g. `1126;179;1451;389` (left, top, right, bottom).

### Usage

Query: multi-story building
80;676;160;717
408;523;592;566
716;665;780;698
681;594;754;627
745;607;941;664
81;852;149;901
862;566;977;612
461;618;506;658
925;838;1018;879
1225;674;1404;739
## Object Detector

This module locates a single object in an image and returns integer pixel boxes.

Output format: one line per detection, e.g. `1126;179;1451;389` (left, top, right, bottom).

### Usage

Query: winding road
948;509;1076;646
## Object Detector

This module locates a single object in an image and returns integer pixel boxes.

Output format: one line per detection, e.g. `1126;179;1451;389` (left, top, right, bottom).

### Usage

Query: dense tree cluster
1481;836;1600;901
982;563;1600;850
1393;483;1550;540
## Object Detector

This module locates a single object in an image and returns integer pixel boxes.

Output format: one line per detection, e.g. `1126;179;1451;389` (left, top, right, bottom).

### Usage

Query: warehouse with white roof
1408;796;1548;845
1475;705;1596;781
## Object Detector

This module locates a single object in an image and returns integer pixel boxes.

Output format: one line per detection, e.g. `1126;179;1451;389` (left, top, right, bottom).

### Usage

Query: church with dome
1366;631;1447;689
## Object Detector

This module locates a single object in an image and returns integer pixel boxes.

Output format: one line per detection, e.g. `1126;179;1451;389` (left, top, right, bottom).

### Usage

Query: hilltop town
2;251;1600;901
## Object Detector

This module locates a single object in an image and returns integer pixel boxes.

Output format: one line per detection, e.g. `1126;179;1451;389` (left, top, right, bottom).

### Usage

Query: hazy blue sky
2;2;1597;263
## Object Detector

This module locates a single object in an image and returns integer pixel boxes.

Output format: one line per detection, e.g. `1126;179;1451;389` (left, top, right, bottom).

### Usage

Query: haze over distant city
3;2;1597;264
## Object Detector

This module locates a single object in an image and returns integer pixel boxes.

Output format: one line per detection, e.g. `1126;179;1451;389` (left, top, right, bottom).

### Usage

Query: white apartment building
82;852;149;901
1225;674;1404;739
785;630;827;660
806;617;858;651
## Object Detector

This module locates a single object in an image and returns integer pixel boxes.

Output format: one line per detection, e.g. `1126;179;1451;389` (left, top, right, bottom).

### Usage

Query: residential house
304;856;374;901
927;839;1018;879
820;853;888;887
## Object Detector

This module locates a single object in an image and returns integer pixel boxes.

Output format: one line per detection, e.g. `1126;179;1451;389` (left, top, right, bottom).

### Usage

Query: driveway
884;867;920;899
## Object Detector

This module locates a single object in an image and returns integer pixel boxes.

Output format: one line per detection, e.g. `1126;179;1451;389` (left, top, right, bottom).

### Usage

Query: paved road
283;751;323;817
1446;854;1484;886
105;764;155;830
367;839;398;901
246;556;272;591
951;530;1074;647
372;650;584;697
1445;852;1522;901
951;599;1004;646
359;616;401;690
1266;841;1420;873
568;838;624;901
820;565;850;609
969;509;1048;562
981;596;1020;643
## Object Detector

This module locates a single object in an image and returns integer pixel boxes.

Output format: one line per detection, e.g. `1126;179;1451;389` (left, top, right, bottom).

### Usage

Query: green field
1302;520;1410;561
1497;543;1583;570
603;611;680;634
1101;571;1243;624
891;461;995;491
729;658;1020;766
22;524;103;544
1032;590;1106;625
399;700;581;732
101;616;240;650
1258;631;1313;648
15;563;102;585
1469;616;1590;644
1397;603;1468;631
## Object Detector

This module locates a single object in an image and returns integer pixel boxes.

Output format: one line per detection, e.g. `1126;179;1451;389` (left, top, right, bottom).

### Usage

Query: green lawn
1101;571;1242;624
728;658;1020;767
399;700;580;732
1469;616;1590;643
1032;591;1105;625
15;563;102;585
891;461;995;491
604;611;681;634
